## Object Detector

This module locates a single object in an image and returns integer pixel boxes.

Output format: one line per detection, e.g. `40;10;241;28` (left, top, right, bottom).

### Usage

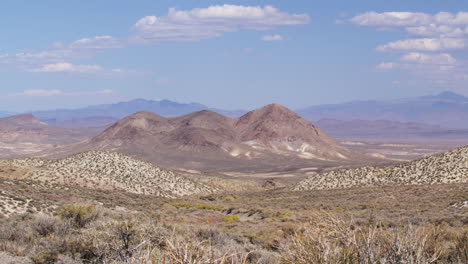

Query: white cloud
376;62;397;70
70;36;122;50
374;51;465;89
0;5;310;75
262;34;284;41
400;52;456;65
352;11;468;90
352;11;468;53
406;25;466;38
10;89;63;97
351;12;432;26
377;38;466;52
0;36;122;72
351;11;468;27
376;52;457;71
30;62;102;73
95;89;113;95
131;5;309;43
8;89;113;97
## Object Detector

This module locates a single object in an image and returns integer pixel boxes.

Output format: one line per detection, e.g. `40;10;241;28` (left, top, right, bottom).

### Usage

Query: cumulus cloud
352;11;468;89
262;34;284;41
131;5;309;43
30;62;102;73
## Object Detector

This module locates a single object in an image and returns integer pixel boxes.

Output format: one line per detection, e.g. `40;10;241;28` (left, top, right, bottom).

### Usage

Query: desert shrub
168;201;224;211
449;231;468;263
56;254;81;264
222;215;240;224
56;204;99;228
32;213;58;237
280;213;467;264
31;249;59;264
195;204;224;210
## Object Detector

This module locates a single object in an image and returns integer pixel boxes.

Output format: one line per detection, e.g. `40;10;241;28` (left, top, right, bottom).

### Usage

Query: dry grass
0;205;276;264
280;213;468;264
0;204;466;263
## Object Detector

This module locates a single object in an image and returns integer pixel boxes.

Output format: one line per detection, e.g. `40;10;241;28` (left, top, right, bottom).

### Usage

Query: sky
1;0;467;112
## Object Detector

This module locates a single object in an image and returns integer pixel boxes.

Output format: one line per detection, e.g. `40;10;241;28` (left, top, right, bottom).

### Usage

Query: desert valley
1;1;468;263
0;95;467;263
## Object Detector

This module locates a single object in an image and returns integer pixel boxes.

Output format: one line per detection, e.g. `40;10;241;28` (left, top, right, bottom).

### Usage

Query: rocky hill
235;104;350;160
46;104;359;172
0;151;215;198
0;113;48;127
92;104;353;161
0;114;102;145
294;145;468;191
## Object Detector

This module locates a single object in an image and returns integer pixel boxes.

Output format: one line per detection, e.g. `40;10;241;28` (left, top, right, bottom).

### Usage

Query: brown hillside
42;104;365;172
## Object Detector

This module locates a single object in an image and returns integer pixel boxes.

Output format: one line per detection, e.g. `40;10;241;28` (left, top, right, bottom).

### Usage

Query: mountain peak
260;103;292;112
237;104;301;127
127;111;165;120
436;91;467;101
1;113;47;126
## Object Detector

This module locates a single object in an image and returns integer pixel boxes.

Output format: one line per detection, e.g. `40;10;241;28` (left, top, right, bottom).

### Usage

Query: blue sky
1;0;467;111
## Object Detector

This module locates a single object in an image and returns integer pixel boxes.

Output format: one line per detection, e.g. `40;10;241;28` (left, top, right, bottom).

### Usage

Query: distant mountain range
316;119;468;140
1;91;467;129
0;114;102;145
0;111;17;118
297;91;468;129
31;99;246;127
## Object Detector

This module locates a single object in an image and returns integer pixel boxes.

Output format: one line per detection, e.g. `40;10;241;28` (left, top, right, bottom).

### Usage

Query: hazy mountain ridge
0;114;102;145
3;91;466;130
32;99;246;127
316;118;468;140
298;91;468;129
294;145;468;191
